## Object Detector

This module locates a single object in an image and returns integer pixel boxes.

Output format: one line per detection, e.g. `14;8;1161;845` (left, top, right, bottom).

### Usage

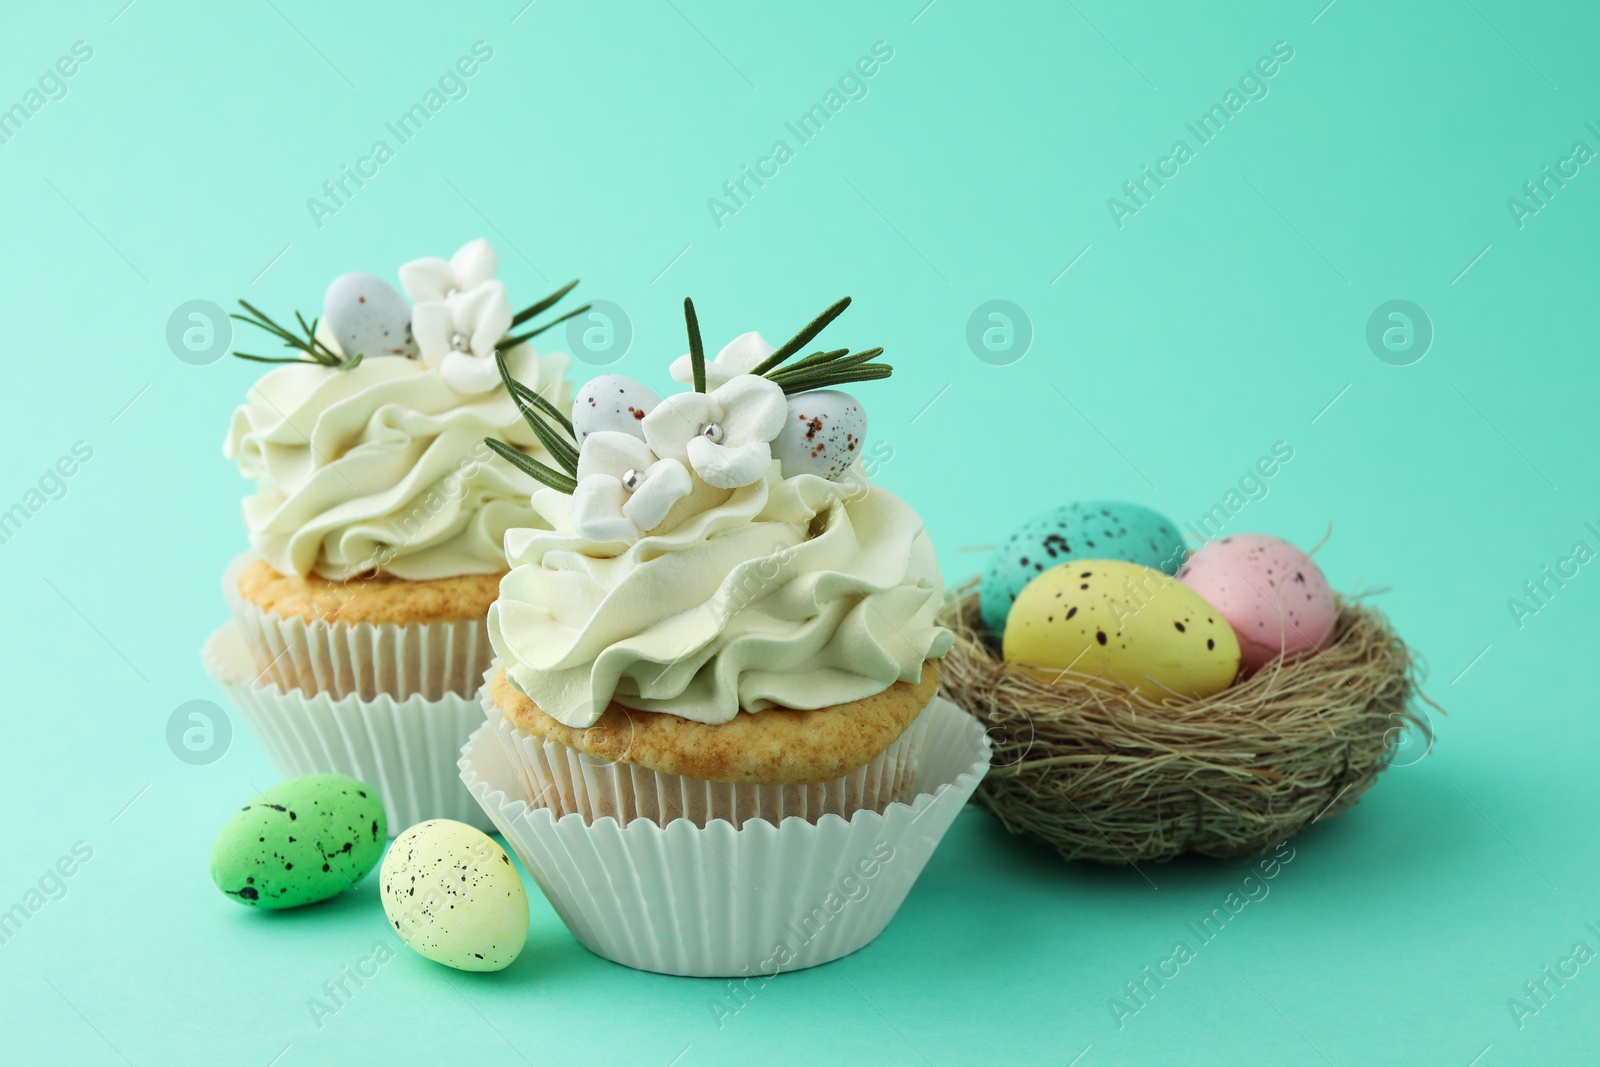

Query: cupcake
206;238;585;833
459;297;991;975
221;239;580;701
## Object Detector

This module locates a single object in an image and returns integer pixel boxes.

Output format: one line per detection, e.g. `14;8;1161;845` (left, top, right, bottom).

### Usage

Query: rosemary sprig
230;300;361;369
505;377;575;437
525;409;581;474
773;347;850;375
510;279;579;327
497;279;591;354
484;438;578;494
494;351;579;475
740;295;892;393
771;362;893;395
484;351;580;492
498;303;592;353
231;352;339;366
684;297;707;392
751;297;852;375
769;347;883;380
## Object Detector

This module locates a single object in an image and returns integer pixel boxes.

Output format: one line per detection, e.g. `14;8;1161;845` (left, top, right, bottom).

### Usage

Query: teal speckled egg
981;501;1186;635
211;774;387;910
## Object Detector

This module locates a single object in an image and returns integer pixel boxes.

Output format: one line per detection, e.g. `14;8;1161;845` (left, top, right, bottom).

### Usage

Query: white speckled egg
323;272;416;360
572;374;660;443
771;390;865;480
380;819;529;972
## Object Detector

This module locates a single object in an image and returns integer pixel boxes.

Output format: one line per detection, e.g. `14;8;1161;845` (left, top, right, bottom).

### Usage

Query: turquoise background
1;0;1596;1062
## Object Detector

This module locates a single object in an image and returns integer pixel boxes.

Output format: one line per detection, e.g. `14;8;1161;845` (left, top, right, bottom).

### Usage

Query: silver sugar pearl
700;421;724;444
620;467;644;492
449;331;468;352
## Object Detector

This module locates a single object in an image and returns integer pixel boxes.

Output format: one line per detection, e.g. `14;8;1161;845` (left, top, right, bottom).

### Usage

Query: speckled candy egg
1003;559;1241;700
571;374;660;444
1177;533;1338;675
380;819;529;972
323;272;416;360
981;502;1186;635
771;390;865;480
211;774;386;910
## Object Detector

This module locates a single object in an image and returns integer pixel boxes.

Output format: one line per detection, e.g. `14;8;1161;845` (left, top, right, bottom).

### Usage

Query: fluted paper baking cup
222;553;491;702
458;696;989;976
481;682;931;829
204;622;493;834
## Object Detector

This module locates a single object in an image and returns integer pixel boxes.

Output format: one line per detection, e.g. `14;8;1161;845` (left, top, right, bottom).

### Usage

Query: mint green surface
1;1;1595;1063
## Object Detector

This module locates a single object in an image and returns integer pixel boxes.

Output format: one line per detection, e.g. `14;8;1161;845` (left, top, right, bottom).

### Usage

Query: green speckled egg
211;774;386;910
1002;559;1241;700
980;501;1186;635
380;820;528;972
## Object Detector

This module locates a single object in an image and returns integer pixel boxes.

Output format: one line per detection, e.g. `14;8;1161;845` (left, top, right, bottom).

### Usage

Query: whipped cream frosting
488;461;953;727
226;345;570;581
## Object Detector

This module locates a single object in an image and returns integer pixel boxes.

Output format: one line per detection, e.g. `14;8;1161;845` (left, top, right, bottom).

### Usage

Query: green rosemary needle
498;303;592;353
510;279;580;327
685;297;707;392
231;300;357;369
772;347;850;375
484;438;578;494
772;362;893;395
494;351;579;475
752;297;852;376
505;377;575;436
769;347;883;380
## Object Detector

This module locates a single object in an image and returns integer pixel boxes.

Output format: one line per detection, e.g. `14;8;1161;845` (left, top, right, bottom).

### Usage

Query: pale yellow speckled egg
380;820;529;972
1002;559;1241;700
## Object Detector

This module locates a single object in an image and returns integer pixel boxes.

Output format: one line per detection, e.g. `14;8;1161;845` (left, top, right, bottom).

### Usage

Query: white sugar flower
643;374;786;489
669;331;774;390
570;431;693;544
399;238;498;303
411;280;513;395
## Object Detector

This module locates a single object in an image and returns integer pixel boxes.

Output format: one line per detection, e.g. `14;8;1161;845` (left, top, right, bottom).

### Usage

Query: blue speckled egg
323;272;416;360
571;374;660;444
771;390;866;480
980;501;1186;635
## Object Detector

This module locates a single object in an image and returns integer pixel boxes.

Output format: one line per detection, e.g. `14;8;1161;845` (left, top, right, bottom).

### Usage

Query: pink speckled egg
1176;533;1337;675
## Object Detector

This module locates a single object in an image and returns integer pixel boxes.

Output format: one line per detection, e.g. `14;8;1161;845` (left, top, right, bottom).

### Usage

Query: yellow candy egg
1002;559;1241;700
380;820;529;972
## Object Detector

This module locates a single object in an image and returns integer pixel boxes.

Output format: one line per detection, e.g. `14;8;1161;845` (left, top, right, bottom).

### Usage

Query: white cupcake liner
223;552;491;702
481;682;930;829
459;695;989;976
204;622;493;835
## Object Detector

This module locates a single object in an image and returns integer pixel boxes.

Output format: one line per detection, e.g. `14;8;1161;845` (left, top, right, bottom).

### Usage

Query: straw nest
937;586;1438;864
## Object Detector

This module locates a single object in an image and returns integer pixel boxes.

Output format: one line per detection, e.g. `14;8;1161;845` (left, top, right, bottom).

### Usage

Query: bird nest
937;586;1438;864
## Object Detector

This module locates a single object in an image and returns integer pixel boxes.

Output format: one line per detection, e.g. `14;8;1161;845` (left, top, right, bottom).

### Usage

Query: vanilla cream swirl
226;346;569;581
488;462;953;727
